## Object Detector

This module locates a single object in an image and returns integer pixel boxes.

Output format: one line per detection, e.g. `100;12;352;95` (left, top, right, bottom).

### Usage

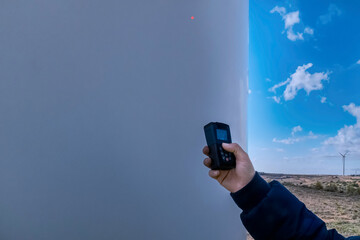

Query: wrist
231;170;256;193
241;170;256;190
230;172;270;211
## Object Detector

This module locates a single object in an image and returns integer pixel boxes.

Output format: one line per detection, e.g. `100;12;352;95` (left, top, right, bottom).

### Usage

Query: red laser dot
191;16;194;20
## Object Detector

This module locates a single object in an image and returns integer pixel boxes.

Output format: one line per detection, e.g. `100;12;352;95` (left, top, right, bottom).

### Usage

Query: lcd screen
216;129;228;141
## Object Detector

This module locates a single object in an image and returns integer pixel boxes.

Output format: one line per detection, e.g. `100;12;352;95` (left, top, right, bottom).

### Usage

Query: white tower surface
0;1;248;239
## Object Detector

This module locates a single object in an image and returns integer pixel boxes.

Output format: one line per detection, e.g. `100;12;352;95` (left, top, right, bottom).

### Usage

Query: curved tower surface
0;1;248;239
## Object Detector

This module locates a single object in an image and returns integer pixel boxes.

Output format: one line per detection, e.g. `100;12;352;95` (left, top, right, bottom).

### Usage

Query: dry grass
246;173;360;239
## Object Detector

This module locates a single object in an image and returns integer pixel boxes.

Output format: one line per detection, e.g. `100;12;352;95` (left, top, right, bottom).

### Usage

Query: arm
230;171;346;240
202;143;356;240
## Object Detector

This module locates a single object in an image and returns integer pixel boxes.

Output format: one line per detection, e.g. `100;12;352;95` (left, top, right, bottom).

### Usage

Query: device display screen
216;129;228;141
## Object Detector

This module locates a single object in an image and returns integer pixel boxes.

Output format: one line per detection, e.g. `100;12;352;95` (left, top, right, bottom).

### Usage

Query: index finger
202;146;209;156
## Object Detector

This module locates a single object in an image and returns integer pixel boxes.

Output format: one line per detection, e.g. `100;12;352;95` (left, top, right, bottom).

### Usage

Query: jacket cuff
230;172;270;212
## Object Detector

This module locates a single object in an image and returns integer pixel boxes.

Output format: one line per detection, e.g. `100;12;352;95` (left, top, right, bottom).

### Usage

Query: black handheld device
203;122;236;170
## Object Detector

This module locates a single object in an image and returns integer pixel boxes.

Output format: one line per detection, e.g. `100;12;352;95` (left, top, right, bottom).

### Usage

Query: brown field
246;173;360;240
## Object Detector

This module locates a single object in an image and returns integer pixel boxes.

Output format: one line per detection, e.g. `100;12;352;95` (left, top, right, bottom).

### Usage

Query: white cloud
270;63;330;101
270;6;286;16
248;89;252;94
266;78;272;82
304;27;314;35
269;79;290;93
273;128;318;145
286;28;303;41
271;96;281;104
291;125;303;136
283;11;300;29
311;147;320;152
283;11;303;42
308;131;318;139
284;63;330;100
260;147;285;152
318;4;342;25
323;103;360;153
321;97;327;103
343;103;360;126
273;137;300;144
357;59;360;64
270;6;314;41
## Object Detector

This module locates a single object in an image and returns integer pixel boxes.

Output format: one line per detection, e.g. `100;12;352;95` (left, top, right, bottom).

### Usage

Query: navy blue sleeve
229;172;359;240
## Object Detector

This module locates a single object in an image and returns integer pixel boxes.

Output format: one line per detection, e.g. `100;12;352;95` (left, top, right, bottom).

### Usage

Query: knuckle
233;143;240;154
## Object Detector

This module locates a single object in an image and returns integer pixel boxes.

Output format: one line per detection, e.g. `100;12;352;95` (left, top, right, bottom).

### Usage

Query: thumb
222;142;248;161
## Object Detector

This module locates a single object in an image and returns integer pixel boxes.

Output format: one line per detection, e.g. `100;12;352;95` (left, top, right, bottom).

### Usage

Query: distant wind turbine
339;151;349;176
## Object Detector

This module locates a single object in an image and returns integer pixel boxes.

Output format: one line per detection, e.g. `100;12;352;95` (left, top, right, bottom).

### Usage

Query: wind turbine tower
0;1;249;239
339;151;349;176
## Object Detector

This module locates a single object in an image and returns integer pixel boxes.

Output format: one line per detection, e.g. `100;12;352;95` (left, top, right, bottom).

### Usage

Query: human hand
202;143;255;193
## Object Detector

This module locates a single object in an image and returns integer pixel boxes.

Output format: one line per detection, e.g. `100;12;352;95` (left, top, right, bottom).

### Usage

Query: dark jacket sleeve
230;172;360;240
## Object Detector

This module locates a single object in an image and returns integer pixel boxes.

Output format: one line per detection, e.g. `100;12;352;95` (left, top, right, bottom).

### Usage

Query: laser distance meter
204;122;236;170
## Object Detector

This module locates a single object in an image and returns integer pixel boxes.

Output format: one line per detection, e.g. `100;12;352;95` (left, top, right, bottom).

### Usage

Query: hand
202;143;255;193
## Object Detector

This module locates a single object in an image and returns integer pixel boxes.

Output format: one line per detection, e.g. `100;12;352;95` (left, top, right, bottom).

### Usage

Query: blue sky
248;0;360;175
